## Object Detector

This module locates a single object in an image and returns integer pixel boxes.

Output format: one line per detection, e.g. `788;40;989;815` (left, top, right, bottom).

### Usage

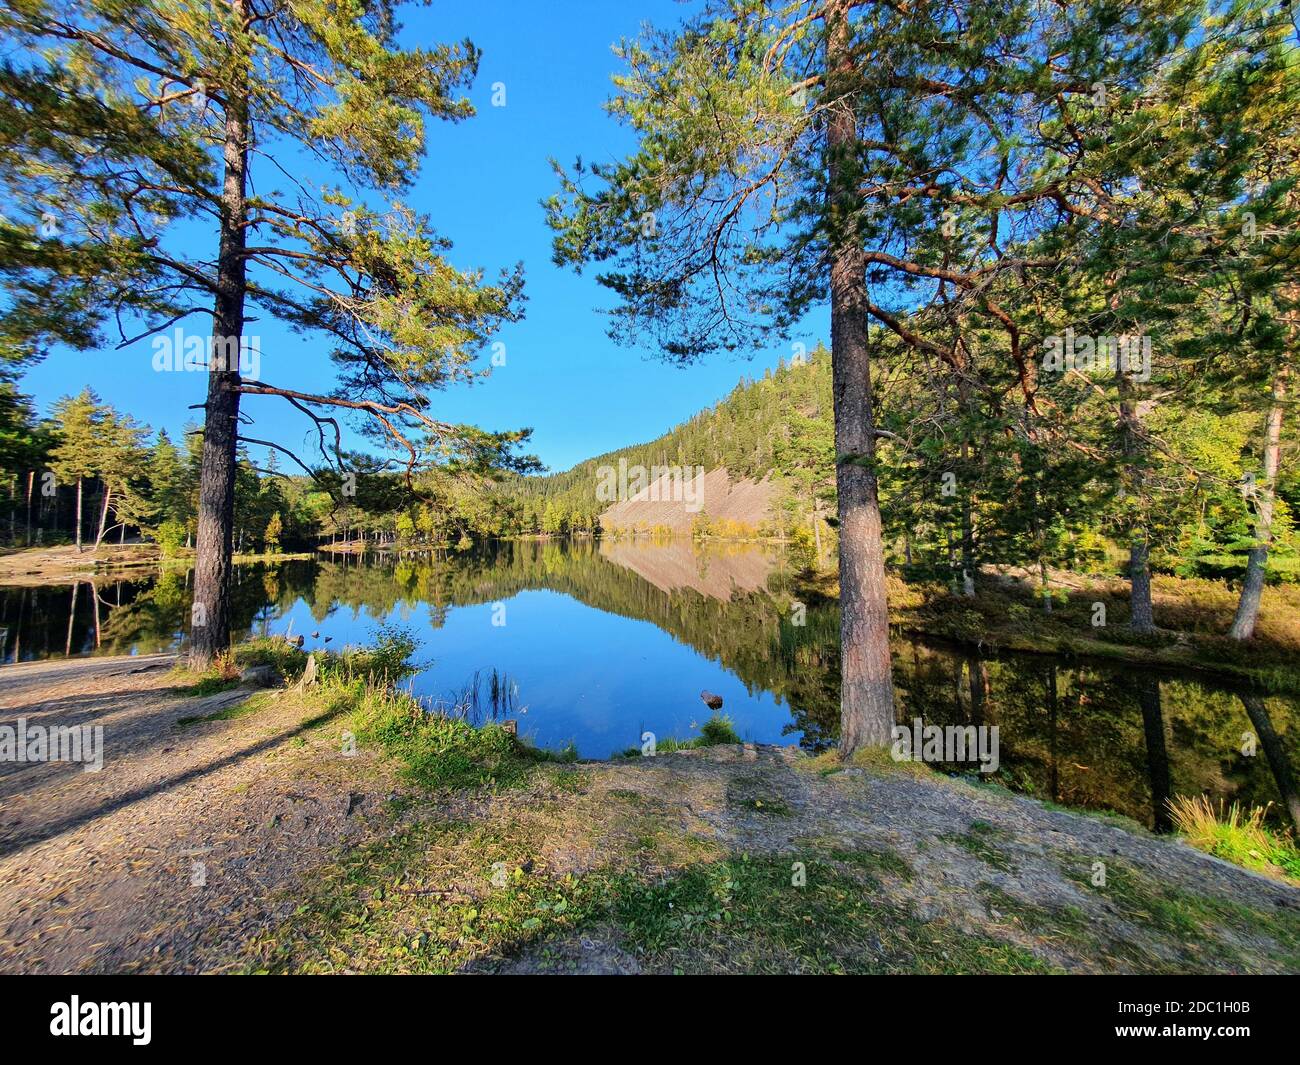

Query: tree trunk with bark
95;485;112;547
1128;540;1154;632
1229;366;1287;640
1118;371;1155;632
826;2;895;756
190;29;250;669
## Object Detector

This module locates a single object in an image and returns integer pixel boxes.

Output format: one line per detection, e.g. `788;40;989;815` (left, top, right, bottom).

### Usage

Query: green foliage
1169;795;1300;884
264;511;283;552
233;636;309;680
622;713;741;756
353;687;540;790
330;624;421;684
699;714;741;746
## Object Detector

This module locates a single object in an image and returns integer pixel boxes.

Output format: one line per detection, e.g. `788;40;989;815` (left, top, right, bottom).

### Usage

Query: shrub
699;714;741;745
156;519;188;558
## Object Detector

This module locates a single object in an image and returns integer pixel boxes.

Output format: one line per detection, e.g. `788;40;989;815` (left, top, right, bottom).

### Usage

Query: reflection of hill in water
598;538;779;598
10;541;1297;831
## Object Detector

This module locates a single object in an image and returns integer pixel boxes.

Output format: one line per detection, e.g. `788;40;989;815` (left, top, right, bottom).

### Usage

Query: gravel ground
0;654;396;974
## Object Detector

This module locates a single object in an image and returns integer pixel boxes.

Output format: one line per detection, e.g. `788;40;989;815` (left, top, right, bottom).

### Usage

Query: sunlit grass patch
609;853;1052;974
942;820;1017;873
176;692;269;727
170;651;241;697
1060;854;1300;972
1169;794;1300;886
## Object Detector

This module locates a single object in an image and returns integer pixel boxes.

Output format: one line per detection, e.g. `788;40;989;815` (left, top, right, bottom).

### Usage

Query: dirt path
0;654;396;973
250;746;1300;974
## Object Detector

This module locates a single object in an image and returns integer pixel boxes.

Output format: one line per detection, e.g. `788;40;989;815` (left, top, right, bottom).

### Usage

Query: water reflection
1;538;1296;831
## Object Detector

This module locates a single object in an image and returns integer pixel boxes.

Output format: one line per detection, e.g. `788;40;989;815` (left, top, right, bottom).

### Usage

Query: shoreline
1;652;1295;974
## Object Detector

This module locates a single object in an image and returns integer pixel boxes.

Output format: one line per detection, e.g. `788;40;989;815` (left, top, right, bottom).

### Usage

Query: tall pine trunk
1118;371;1155;632
1229;365;1287;640
1128;540;1154;631
190;24;250;669
826;1;895;756
74;476;83;553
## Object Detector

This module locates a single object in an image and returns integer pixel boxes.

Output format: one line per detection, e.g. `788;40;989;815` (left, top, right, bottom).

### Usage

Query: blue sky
19;0;825;474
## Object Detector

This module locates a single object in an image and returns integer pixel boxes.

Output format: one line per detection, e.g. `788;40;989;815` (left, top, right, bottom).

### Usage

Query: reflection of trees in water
5;542;1297;831
0;561;320;663
1240;694;1300;830
893;644;1300;832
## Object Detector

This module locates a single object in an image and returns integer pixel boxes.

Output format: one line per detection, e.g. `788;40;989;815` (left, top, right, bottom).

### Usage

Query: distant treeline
2;349;1295;579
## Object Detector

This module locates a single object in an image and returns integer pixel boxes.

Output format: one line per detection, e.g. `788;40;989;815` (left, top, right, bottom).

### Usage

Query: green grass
242;822;1053;975
1059;855;1300;972
170;651;241;697
232;636;309;680
942;820;1017;873
347;677;561;790
619;713;741;757
176;694;268;727
172;674;241;698
1168;794;1300;885
825;844;915;882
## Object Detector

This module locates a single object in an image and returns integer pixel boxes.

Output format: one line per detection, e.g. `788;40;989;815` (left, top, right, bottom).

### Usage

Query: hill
505;345;834;538
597;468;779;535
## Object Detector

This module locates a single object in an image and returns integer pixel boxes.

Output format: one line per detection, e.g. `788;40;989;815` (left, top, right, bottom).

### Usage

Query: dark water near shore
1;538;1296;830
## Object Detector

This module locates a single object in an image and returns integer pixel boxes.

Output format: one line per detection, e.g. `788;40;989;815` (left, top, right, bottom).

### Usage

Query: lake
2;538;1296;831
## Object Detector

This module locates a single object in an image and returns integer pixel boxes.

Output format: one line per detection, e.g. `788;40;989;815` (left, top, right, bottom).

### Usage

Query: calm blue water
275;585;795;757
4;538;1298;830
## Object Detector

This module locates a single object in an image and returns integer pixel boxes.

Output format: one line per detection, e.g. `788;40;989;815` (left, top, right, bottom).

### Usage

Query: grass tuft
1168;795;1300;885
619;713;741;756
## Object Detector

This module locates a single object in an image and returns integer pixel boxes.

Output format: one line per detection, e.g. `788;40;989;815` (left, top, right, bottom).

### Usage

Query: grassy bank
167;630;1296;975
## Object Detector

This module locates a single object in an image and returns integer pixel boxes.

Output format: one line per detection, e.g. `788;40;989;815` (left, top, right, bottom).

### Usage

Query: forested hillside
3;338;1295;592
500;346;834;536
504;337;1298;590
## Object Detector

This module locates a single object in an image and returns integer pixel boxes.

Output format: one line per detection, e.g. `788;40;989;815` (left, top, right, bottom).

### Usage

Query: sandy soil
600;468;777;533
0;654;397;974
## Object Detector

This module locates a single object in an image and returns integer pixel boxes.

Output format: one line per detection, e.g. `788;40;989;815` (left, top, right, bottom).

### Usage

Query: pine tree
1;1;532;666
48;389;104;551
546;0;1197;753
264;511;283;553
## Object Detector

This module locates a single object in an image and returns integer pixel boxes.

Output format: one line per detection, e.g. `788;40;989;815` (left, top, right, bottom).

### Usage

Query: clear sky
18;0;825;474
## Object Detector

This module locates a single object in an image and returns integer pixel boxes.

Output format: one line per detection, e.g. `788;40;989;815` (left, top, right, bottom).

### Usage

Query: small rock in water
700;690;723;710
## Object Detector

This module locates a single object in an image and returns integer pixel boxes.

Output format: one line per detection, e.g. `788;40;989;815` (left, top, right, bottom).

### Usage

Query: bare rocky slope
599;468;778;533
